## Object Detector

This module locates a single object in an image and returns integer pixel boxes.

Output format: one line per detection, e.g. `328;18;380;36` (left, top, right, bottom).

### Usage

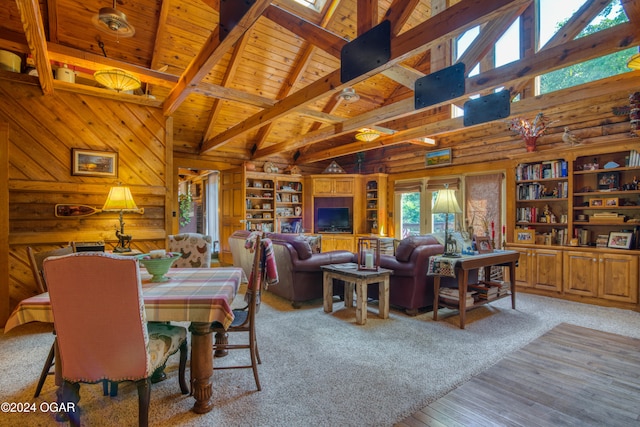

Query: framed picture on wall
71;149;118;177
425;148;452;168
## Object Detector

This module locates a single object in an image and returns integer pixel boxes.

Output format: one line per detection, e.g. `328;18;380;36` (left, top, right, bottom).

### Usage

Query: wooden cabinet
512;245;563;292
313;176;355;196
564;249;638;303
364;174;387;235
321;235;354;252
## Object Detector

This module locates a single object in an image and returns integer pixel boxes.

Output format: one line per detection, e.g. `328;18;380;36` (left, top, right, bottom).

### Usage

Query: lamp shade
103;186;139;211
94;69;141;92
432;187;462;214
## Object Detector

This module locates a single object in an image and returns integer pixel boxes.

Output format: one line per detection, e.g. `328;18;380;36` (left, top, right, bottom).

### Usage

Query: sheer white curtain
464;173;504;245
206;172;219;252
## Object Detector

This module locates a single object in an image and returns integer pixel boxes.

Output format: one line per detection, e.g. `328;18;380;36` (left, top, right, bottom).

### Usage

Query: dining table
4;267;247;414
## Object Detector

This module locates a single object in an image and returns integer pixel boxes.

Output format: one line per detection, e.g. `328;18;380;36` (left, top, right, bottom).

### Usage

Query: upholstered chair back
168;233;213;268
43;253;151;382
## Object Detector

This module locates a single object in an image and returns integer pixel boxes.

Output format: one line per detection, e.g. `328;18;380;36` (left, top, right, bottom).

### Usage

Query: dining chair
168;233;213;268
43;252;189;427
26;245;74;398
210;234;266;391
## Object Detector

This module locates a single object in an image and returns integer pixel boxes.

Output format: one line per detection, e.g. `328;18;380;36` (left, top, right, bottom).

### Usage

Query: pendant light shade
94;69;141;92
355;130;380;142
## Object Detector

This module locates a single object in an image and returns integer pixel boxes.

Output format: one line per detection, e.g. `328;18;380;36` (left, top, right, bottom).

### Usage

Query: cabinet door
313;179;334;195
512;247;532;287
532;248;563;291
334;178;354;195
598;253;638;303
563;251;599;297
322;235;354;252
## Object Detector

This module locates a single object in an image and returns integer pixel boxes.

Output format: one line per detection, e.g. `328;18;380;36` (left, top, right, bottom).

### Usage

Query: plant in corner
508;112;556;152
178;191;192;227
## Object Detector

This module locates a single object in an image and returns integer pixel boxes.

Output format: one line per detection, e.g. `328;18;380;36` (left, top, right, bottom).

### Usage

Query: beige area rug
1;292;640;427
409;323;640;426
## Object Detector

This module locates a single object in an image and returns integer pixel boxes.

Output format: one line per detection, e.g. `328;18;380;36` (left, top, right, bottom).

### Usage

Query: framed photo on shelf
71;149;118;177
589;198;604;207
475;236;493;254
291;194;299;203
515;229;535;244
605;197;619;207
263;213;272;219
262;203;271;210
253;181;263;188
597;172;619;190
607;231;633;250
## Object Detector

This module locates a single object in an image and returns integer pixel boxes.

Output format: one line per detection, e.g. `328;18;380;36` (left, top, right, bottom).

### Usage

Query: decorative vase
524;136;537;152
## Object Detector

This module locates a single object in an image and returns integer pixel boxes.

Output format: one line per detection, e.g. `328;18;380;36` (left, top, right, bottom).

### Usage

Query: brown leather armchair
229;231;353;307
377;235;477;315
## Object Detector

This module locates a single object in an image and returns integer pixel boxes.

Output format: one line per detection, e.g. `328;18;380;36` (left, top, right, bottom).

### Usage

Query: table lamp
432;184;462;257
102;185;144;252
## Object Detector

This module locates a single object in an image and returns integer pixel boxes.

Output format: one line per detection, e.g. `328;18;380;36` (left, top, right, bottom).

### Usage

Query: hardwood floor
396;323;640;427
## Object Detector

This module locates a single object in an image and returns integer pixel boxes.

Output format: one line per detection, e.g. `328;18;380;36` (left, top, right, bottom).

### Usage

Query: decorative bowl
137;252;182;282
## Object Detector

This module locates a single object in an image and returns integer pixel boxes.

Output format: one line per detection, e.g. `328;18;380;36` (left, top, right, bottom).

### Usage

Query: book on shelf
439;288;476;306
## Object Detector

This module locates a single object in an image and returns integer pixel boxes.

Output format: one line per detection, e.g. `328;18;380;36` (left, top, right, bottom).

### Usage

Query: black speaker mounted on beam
414;63;465;109
341;20;391;83
463;91;511;126
219;0;256;42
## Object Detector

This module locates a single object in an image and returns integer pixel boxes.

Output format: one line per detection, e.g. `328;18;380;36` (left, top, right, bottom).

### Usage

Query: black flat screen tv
316;207;351;232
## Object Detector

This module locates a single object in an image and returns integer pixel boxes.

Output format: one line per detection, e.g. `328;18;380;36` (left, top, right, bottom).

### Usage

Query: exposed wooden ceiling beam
357;0;378;35
15;0;54;95
263;4;346;58
384;0;423;36
621;0;640;24
162;0;271;116
201;0;530;155
263;20;639;161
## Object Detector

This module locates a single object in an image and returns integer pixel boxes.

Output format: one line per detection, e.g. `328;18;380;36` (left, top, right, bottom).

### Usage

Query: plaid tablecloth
3;267;246;332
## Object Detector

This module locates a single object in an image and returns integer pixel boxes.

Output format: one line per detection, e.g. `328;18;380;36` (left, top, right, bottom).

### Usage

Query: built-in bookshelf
245;174;275;232
515;159;569;246
276;178;303;233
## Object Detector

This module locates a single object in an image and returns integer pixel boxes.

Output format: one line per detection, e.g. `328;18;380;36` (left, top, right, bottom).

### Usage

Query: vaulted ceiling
1;0;639;174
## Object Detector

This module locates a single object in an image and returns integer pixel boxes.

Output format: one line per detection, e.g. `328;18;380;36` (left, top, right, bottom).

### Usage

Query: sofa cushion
267;233;313;260
395;235;438;262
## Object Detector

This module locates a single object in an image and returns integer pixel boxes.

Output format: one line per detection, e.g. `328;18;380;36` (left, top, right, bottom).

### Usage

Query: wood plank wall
0;79;171;321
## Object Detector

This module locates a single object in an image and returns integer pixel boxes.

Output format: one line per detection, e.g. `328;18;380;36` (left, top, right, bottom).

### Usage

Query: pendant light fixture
94;68;141;92
355;129;380;142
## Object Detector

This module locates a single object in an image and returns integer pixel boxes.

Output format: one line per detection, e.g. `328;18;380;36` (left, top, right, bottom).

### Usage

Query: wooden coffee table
322;263;393;325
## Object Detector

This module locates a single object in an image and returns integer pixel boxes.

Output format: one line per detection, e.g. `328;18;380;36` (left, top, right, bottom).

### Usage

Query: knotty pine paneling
0;79;170;313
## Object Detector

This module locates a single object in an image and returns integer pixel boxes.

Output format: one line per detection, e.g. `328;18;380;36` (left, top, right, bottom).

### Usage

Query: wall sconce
357;237;380;271
102;185;144;252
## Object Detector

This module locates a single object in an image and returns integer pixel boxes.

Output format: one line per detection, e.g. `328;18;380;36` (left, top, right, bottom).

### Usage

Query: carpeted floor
1;291;639;427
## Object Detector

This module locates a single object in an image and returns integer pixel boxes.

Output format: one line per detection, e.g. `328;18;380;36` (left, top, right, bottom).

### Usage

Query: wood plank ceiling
1;0;639;174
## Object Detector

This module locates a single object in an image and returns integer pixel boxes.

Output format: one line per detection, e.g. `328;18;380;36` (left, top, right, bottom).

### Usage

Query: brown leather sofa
229;230;353;307
376;235;477;315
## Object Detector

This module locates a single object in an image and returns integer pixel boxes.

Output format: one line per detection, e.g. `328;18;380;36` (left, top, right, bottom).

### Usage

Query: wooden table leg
458;270;468;329
355;278;367;325
189;322;214;414
344;281;354;308
323;271;333;313
433;276;440;321
509;261;517;309
379;277;389;319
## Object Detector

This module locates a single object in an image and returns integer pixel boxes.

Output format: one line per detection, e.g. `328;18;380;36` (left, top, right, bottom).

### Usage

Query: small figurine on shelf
543;204;553;224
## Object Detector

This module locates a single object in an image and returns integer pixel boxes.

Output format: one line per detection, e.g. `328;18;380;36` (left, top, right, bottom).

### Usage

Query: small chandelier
627;53;640;70
355;129;380;142
94;69;141;92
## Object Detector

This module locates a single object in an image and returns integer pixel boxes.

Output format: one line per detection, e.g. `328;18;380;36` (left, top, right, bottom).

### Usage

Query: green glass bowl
137;252;182;282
